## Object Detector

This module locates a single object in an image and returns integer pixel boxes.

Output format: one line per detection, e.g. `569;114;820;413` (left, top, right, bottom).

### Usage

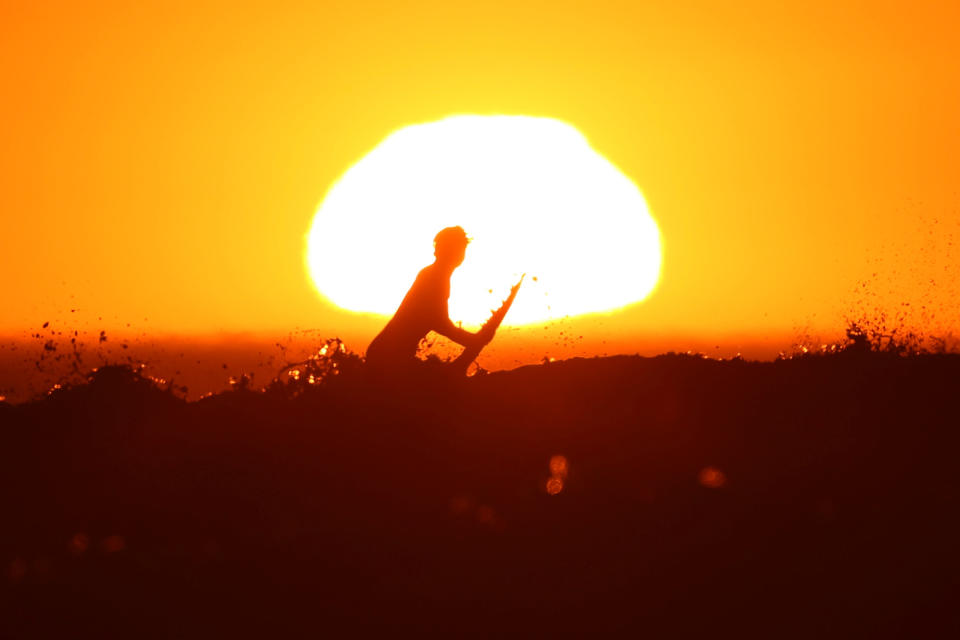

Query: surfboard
451;274;525;375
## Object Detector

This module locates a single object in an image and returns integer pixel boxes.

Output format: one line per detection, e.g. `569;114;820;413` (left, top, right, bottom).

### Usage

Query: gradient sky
3;0;958;354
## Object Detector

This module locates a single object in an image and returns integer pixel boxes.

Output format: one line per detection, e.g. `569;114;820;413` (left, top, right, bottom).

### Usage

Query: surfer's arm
435;317;487;348
433;295;490;348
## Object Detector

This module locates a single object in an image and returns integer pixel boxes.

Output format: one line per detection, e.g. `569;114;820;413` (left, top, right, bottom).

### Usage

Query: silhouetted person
366;227;496;376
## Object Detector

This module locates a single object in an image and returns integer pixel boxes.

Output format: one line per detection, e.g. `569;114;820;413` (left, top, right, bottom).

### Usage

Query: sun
306;115;661;327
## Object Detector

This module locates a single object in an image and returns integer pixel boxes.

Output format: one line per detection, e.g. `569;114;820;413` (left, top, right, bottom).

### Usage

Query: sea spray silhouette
2;329;960;637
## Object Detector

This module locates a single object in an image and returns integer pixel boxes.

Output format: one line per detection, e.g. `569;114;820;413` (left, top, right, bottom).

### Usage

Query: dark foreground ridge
2;351;959;637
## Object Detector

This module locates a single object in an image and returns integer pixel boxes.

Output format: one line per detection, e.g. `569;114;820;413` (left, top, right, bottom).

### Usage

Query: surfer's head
434;226;469;268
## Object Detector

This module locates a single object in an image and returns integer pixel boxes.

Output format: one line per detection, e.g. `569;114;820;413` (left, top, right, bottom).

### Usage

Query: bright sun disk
307;115;662;327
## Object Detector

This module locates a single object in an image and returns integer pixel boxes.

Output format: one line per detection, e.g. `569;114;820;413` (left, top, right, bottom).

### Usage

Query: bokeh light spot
68;532;90;556
546;477;564;495
699;467;727;489
449;495;472;516
546;454;570;495
100;535;126;553
549;455;569;478
476;505;496;525
8;557;27;584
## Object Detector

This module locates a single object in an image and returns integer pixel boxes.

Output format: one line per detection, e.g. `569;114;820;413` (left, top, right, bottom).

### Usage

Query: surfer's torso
366;264;450;367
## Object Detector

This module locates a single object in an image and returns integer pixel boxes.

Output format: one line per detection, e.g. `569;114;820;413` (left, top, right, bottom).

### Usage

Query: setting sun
306;115;662;327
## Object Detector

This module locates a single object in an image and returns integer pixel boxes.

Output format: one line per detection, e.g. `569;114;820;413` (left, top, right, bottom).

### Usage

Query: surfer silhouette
366;226;522;376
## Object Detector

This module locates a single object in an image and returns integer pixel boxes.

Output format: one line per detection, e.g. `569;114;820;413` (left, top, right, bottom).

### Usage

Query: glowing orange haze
2;1;959;366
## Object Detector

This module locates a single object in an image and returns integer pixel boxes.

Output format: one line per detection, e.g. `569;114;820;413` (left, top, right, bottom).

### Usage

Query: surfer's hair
434;226;470;256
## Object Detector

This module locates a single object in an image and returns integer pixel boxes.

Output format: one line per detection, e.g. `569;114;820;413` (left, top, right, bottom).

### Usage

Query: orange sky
3;0;958;359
